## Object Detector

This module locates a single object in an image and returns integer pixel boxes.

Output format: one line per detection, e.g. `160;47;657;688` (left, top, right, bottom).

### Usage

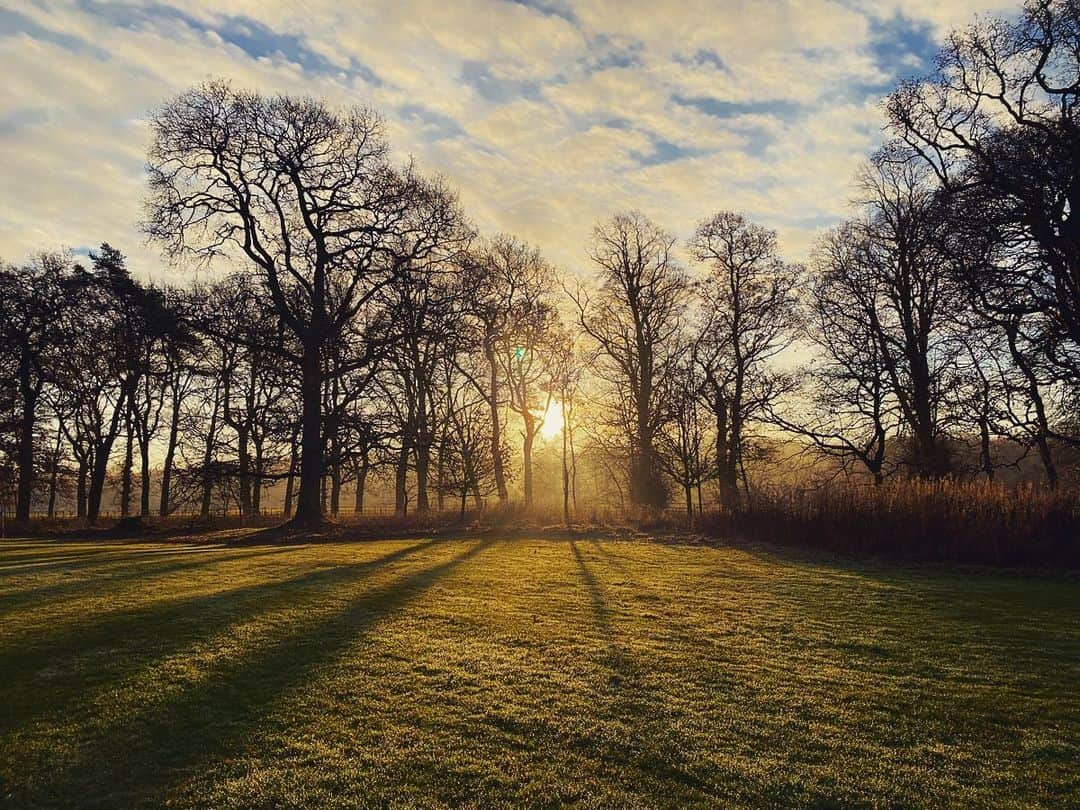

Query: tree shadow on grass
587;538;631;574
0;543;237;579
0;540;439;735
568;540;717;801
8;538;495;808
0;546;298;616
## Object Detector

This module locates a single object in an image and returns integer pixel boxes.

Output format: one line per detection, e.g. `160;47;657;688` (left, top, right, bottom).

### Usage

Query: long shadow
568;540;716;799
571;542;614;629
0;540;439;734
587;538;630;574
0;546;297;616
0;544;232;579
14;538;495;808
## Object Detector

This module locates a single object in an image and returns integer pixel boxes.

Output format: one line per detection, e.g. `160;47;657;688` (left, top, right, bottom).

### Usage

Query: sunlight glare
541;399;563;441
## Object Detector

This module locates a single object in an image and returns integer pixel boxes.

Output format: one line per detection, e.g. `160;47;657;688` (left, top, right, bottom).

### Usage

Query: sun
540;399;564;441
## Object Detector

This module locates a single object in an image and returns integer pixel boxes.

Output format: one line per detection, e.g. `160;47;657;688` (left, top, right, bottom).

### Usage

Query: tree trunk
256;445;265;514
415;441;430;515
561;396;570;525
15;353;37;522
1006;326;1057;490
87;442;111;523
283;432;298;517
76;457;88;518
394;444;409;516
200;381;221;518
330;454;341;517
1036;433;1058;490
139;432;151;518
486;343;508;503
46;426;62;519
522;414;536;510
120;412;134;519
569;413;578;513
354;461;367;515
237;427;251;517
159;394;182;516
723;402;742;506
291;342;325;527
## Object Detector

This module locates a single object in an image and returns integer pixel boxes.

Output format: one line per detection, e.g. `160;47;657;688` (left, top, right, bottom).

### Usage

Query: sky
0;0;1019;282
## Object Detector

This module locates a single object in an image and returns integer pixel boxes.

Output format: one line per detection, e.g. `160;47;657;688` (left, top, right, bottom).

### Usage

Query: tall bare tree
0;253;70;520
775;224;899;484
571;212;688;510
498;277;558;510
690;212;800;502
145;81;470;527
458;235;552;504
887;0;1080;390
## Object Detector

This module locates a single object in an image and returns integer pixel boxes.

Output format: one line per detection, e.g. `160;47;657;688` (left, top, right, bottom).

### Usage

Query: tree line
2;0;1077;527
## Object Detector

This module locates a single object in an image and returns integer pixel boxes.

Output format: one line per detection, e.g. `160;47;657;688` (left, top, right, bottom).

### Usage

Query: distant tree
145;81;471;527
548;327;584;524
690;212;800;503
571;212;689;511
657;355;710;521
378;259;461;515
157;288;201;516
776;223;901;485
458;236;552;504
48;246;170;522
497;267;559;510
0;253;70;520
435;360;501;520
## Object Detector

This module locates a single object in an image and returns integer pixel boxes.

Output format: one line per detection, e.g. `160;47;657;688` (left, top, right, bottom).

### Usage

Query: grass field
0;535;1076;808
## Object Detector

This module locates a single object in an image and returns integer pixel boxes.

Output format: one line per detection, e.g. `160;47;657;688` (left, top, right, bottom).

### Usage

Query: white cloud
0;0;1016;277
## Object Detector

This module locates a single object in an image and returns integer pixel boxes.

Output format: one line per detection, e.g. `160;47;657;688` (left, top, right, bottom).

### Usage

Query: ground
0;535;1076;808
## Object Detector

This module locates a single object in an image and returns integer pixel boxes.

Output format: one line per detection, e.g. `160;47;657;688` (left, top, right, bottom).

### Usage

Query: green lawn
0;536;1076;808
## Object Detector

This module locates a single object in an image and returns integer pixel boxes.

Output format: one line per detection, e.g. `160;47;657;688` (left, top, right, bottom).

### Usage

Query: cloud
0;0;1016;277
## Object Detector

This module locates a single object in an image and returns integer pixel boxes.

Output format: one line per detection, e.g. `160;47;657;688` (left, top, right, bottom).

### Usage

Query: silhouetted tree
888;0;1080;393
458;236;552;504
497;267;559;510
690;212;800;502
0;253;70;520
571;212;689;511
145;81;470;527
776;223;900;485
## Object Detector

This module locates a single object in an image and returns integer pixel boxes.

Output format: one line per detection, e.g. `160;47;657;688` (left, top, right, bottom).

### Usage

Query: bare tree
548;327;584;524
378;258;462;515
776;223;901;485
157;289;200;516
145;81;470;527
435;360;501;520
571;212;688;510
690;212;800;503
887;0;1080;390
657;355;711;521
458;235;553;504
498;284;559;510
0;253;70;520
855;156;961;476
